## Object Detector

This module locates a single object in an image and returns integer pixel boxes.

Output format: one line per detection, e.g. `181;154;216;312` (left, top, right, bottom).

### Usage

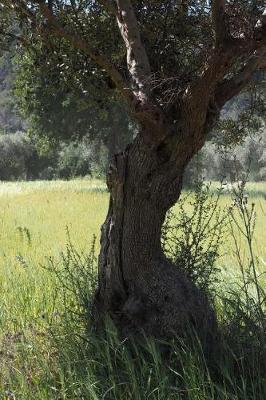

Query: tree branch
215;47;266;108
115;0;151;101
212;0;227;46
191;6;266;110
214;8;266;107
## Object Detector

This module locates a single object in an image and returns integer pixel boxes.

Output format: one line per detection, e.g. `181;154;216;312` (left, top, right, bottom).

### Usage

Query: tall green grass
0;180;266;399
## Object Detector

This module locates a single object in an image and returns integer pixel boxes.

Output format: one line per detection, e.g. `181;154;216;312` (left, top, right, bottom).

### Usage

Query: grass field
0;179;266;399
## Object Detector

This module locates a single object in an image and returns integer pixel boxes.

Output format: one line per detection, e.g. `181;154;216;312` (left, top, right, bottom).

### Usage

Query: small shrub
162;182;228;296
218;182;266;389
46;231;98;332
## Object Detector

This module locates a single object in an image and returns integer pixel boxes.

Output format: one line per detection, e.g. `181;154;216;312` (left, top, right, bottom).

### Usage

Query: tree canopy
0;1;264;157
1;2;265;123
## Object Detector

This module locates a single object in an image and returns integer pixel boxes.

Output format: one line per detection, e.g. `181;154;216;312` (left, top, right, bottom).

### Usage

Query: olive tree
1;0;265;339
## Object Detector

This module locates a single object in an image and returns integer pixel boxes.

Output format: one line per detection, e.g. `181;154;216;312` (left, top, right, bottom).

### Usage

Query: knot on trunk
107;150;128;192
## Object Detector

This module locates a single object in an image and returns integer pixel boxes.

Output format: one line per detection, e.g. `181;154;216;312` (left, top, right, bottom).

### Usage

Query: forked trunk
94;131;216;342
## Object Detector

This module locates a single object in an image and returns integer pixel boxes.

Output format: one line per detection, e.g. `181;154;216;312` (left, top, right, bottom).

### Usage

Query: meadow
0;179;266;399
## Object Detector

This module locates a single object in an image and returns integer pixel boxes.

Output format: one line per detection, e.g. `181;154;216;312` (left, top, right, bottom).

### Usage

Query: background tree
1;0;265;340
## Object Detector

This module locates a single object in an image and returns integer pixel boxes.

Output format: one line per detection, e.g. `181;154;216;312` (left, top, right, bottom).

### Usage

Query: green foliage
12;32;133;145
213;78;266;147
11;44;134;165
13;44;105;140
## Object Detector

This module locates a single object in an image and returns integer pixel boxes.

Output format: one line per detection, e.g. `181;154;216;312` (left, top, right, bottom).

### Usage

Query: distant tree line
185;134;266;185
1;128;265;183
0;132;111;180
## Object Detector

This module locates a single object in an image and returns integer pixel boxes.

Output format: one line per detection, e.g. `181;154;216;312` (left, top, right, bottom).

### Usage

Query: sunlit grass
0;180;108;341
0;178;106;195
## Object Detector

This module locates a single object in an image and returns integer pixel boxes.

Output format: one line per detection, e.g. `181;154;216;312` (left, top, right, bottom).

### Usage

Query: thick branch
212;0;227;46
188;6;266;122
115;0;151;101
215;47;266;108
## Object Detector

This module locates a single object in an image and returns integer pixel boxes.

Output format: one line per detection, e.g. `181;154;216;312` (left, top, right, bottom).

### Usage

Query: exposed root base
94;257;217;349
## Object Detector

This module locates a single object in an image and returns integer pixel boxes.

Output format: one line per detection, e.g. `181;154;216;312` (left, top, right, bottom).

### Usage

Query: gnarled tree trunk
7;0;265;347
94;128;216;341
